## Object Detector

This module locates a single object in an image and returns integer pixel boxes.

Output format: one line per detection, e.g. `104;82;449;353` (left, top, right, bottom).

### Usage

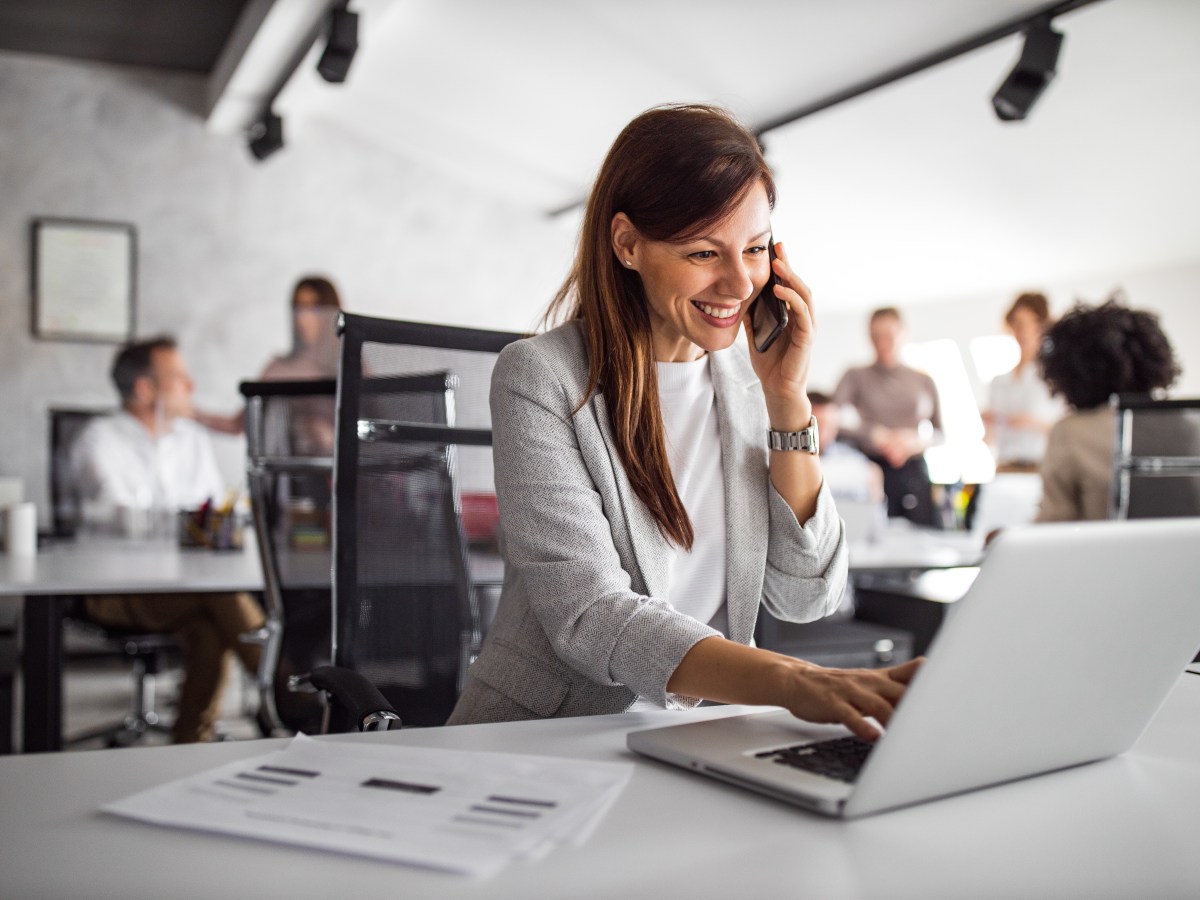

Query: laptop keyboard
755;736;874;784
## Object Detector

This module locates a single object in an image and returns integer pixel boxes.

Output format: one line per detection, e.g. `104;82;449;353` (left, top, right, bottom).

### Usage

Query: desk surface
0;537;266;596
0;538;504;597
848;522;984;572
2;676;1197;899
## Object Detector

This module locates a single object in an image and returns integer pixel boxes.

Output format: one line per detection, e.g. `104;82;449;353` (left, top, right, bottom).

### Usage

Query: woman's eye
747;245;767;255
689;250;716;260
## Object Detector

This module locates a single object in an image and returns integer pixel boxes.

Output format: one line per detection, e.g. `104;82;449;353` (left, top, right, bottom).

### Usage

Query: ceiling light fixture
316;3;359;84
247;109;284;161
991;18;1065;122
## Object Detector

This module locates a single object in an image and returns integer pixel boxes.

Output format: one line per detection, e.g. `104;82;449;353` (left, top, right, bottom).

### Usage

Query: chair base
67;712;171;748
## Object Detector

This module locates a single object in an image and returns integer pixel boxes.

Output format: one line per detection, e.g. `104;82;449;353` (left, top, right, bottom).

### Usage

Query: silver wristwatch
768;416;819;453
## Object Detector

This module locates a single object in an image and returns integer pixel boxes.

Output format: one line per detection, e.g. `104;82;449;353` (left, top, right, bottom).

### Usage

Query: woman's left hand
743;240;815;429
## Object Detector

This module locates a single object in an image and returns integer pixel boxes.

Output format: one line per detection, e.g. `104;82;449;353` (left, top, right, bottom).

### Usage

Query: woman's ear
610;212;640;271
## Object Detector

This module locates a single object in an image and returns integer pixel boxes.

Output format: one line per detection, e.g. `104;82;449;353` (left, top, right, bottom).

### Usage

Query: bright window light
969;334;1020;384
902;339;994;484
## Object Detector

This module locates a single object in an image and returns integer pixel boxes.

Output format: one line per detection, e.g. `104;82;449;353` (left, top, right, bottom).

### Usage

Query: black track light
317;5;359;84
248;110;284;161
992;19;1064;122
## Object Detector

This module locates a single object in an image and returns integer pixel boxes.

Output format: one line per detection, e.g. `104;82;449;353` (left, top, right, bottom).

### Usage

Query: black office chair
294;313;522;732
48;407;178;747
240;379;338;735
1110;394;1200;520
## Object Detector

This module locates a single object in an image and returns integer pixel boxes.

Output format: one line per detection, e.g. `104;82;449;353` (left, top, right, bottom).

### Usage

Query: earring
624;259;633;267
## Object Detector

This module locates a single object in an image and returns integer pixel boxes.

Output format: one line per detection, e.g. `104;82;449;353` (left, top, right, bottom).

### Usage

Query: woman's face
616;181;773;363
293;286;324;348
1008;306;1045;358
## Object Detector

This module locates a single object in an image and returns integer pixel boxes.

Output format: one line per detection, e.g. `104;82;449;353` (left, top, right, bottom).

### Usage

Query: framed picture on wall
31;217;136;343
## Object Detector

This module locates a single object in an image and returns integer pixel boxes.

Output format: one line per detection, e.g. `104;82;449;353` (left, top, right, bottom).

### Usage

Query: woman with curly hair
1035;297;1180;522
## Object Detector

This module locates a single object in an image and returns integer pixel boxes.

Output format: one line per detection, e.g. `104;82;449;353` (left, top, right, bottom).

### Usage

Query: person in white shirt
982;292;1065;470
71;337;265;743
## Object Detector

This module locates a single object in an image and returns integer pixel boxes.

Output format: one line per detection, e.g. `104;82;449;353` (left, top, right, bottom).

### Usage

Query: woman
982;292;1064;471
448;105;920;741
1036;297;1180;522
196;275;342;443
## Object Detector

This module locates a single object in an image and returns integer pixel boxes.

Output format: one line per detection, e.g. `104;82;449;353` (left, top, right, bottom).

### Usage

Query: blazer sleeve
762;481;848;621
490;340;718;706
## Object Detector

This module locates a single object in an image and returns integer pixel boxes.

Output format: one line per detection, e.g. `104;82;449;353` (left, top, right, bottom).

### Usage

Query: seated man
810;391;887;548
71;336;265;743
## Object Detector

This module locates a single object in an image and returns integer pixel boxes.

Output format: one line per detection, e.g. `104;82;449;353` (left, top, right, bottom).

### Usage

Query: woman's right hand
667;637;924;741
764;655;924;741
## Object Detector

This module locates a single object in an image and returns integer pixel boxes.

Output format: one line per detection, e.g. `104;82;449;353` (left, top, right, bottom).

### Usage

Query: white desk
1;537;504;753
0;536;268;597
847;521;984;572
1;537;269;754
1;675;1197;899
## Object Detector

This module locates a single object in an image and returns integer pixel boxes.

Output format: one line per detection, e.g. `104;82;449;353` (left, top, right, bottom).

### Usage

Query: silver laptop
628;518;1200;818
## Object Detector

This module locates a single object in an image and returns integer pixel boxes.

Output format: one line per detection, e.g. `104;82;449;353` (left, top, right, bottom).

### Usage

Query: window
902;339;995;485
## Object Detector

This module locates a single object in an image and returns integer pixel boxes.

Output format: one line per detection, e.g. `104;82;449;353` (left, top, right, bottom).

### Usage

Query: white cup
4;501;37;556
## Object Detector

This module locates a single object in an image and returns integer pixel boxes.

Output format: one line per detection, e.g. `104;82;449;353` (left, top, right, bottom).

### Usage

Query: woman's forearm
667;635;923;742
764;394;823;523
767;449;823;524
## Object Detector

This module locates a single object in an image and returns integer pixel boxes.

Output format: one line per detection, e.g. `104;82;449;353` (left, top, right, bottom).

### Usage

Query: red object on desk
460;493;499;545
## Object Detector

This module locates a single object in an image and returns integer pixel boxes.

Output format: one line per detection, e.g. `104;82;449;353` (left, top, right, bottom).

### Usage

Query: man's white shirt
71;411;224;525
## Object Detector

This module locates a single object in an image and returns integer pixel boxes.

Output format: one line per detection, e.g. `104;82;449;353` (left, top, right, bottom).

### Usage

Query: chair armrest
300;665;402;732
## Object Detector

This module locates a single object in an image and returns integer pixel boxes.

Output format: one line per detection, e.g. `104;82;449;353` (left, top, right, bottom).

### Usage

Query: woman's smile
691;300;744;326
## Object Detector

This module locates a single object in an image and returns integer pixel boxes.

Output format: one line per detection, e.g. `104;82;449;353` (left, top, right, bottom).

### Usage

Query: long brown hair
545;104;775;549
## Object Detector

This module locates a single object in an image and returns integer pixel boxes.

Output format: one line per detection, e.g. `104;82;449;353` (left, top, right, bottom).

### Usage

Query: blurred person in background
809;391;884;506
834;307;942;527
71;337;265;743
982;292;1064;472
1036;297;1180;523
197;275;342;452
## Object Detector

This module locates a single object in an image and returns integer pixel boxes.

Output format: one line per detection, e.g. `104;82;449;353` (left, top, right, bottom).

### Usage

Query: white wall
4;49;1198;527
0;51;574;525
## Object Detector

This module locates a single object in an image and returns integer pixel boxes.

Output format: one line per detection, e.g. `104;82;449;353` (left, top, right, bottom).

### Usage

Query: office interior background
1;0;1198;518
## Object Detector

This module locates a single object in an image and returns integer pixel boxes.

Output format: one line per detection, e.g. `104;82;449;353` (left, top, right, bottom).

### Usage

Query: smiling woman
448;104;922;738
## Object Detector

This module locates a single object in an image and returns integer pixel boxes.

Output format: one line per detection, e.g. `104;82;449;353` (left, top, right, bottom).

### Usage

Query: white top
628;357;727;712
656;355;728;635
987;363;1065;464
70;411;224;526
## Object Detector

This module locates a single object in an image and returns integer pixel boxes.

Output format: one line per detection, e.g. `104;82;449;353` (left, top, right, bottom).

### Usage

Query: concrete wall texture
0;51;573;523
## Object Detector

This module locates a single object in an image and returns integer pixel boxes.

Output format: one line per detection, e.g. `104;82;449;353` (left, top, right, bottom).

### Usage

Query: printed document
103;734;633;878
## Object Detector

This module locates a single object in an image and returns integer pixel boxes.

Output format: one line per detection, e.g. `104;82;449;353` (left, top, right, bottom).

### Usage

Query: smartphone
749;239;787;352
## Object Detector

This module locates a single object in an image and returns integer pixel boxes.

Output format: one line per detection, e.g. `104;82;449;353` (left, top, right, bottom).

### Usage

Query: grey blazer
446;321;848;725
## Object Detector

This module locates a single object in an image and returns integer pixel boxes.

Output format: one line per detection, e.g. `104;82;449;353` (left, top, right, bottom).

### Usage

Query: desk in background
0;675;1197;898
1;536;505;753
846;523;984;656
1;537;266;753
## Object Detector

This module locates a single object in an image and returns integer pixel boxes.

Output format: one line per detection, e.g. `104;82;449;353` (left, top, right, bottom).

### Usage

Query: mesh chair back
48;407;112;537
1112;395;1200;519
241;379;340;732
333;313;523;727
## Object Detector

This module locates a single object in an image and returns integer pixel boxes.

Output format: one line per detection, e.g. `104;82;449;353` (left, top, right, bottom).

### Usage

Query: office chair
1111;394;1200;663
1110;394;1200;520
48;407;177;747
293;313;522;732
240;379;338;735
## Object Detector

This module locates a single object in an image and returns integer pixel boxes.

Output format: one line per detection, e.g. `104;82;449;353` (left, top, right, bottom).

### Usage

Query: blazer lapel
588;392;672;599
710;349;770;645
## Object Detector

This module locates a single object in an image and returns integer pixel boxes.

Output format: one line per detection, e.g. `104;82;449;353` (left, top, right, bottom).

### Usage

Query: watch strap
768;416;819;454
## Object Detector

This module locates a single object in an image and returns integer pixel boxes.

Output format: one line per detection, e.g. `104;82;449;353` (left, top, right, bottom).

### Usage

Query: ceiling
0;0;250;73
5;0;1197;311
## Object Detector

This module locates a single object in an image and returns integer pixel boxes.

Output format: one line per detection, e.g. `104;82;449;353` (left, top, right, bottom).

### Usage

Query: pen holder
178;508;245;551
